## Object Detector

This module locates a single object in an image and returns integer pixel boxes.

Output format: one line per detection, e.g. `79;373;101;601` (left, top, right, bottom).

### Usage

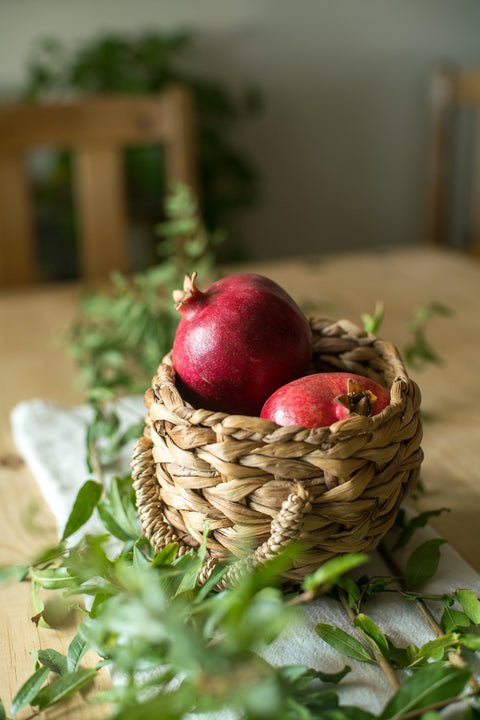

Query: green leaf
361;301;384;334
404;538;447;590
316;665;352;684
407;633;460;668
97;499;133;541
31;566;78;590
303;554;369;593
337;576;361;613
133;543;150;569
380;663;470;719
386;639;419;669
392;508;450;550
316;623;374;663
97;476;140;541
32;667;97;710
320;710;377;720
0;564;27;587
37;648;68;676
456;589;480;624
353;614;390;660
62;479;103;541
458;633;480;651
67;632;89;671
175;523;210;595
441;607;472;633
31;579;48;629
151;542;179;567
9;666;50;716
0;698;5;720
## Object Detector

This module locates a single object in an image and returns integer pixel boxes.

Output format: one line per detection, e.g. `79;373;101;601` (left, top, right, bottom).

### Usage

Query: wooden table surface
1;245;480;717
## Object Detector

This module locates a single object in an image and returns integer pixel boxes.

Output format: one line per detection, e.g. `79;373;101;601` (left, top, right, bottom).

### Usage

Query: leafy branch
361;300;454;372
403;302;454;370
2;471;480;719
62;184;221;404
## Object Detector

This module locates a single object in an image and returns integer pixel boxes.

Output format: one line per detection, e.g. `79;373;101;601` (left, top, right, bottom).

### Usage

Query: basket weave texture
131;317;423;586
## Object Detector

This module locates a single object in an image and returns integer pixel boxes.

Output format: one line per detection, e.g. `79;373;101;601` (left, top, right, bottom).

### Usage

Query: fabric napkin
10;397;480;718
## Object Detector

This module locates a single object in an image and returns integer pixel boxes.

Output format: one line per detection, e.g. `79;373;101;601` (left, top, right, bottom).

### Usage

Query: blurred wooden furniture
0;86;198;286
427;65;480;255
1;246;480;716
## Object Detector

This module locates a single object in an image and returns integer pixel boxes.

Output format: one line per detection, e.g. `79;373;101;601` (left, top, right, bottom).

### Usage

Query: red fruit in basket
172;272;312;415
260;372;390;429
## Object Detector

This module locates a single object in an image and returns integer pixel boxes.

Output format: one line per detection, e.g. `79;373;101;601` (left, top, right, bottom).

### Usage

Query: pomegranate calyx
173;271;200;311
335;378;378;417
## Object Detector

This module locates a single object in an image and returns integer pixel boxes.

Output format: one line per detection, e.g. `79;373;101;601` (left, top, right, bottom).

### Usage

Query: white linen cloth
10;397;480;718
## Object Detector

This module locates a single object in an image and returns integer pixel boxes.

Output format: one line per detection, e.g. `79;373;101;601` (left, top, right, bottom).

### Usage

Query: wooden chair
427;66;480;255
0;86;198;285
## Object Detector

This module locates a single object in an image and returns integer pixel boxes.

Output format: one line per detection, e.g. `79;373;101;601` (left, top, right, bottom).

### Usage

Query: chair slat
74;145;129;280
427;66;480;255
0;152;37;285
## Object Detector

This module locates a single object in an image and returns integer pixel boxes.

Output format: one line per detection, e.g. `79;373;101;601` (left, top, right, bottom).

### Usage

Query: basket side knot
214;482;312;590
131;436;189;554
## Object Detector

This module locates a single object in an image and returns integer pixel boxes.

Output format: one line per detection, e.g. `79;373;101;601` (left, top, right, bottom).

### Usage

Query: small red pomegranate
172;272;312;415
260;372;390;429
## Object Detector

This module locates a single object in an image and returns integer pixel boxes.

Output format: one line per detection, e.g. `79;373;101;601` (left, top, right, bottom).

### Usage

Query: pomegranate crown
335;378;378;417
172;271;199;311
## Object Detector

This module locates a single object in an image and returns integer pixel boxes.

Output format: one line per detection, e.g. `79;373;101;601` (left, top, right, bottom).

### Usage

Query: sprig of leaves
62;184;222;403
0;480;371;720
361;300;454;371
404;302;454;370
3;473;480;719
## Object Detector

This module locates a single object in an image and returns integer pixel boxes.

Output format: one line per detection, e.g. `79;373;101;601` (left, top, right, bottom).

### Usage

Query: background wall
1;0;480;262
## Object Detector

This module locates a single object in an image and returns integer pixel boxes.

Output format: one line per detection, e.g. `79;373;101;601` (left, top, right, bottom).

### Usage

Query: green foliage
404;538;447;590
61;479;102;541
361;301;385;334
393;508;450;550
361;300;454;373
62;185;220;401
4;446;480;718
379;664;471;719
21;31;262;267
302;553;369;594
316;623;375;664
404;302;454;370
3;476;367;720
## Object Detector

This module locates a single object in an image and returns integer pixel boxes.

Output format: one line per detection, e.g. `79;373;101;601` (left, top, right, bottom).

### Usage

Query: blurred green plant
3;472;480;719
21;30;262;275
62;184;222;402
403;302;454;370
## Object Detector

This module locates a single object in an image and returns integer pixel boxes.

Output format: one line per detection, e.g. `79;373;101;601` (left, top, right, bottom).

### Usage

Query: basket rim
144;314;416;440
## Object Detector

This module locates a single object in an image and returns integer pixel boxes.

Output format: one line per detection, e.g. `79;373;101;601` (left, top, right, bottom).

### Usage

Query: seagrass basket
131;316;423;587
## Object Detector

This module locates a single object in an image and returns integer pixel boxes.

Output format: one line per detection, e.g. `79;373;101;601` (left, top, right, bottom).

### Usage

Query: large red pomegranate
172;272;312;415
260;372;391;429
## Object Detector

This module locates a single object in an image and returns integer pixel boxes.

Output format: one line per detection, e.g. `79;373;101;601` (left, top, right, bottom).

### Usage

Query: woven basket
131;316;423;587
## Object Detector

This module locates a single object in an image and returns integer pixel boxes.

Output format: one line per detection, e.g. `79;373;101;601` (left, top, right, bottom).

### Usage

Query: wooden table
1;246;479;717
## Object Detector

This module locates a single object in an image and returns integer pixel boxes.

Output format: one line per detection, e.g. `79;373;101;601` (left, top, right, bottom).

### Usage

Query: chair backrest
427;66;480;255
0;86;198;285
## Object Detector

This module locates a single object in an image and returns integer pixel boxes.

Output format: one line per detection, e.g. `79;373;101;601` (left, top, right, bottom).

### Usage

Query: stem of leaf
337;587;401;692
395;690;477;719
378;541;479;692
87;433;106;491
